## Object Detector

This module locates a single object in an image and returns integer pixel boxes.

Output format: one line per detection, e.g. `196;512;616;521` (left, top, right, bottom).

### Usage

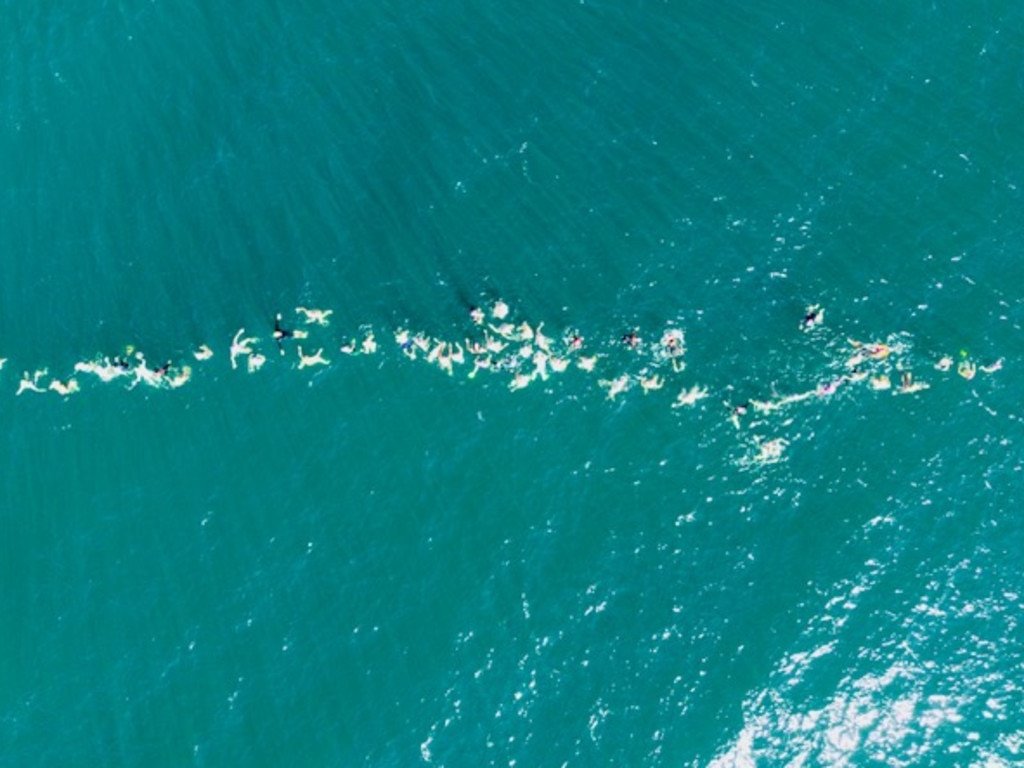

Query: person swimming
274;313;308;355
130;353;165;389
728;402;749;429
957;360;977;380
639;373;664;393
672;384;708;408
297;346;329;369
898;371;929;394
659;328;686;356
295;307;333;326
817;377;845;397
395;329;417;359
230;329;259;370
167;366;192;388
508;371;532;391
621;331;640;349
16;369;47;395
548;355;569;374
848;338;891;361
48;378;80;396
193;344;214;361
467;355;492;379
533;323;552;353
74;356;129;383
801;304;824;331
247;352;266;373
599;374;630;400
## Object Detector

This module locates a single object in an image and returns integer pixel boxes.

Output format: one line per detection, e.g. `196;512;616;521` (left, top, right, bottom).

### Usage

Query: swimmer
247;353;266;373
193;344;214;361
449;343;465;366
274;313;308;355
492;300;510;320
672;384;708;408
621;331;640;349
981;359;1003;374
817;377;845;397
639;374;664;393
660;328;686;356
468;355;492;379
484;333;507;354
728;402;749;429
532;350;549;381
549;356;570;374
599;374;630;401
167;366;191;388
73;358;117;383
16;369;47;395
899;371;929;394
935;355;954;372
489;321;518;341
131;353;165;389
957;360;977;380
339;339;357;355
801;304;824;331
295;306;333;326
567;333;584;352
395;329;417;359
412;333;431;354
426;340;444;364
509;371;532;391
870;374;891;391
848;339;891;361
433;344;458;376
534;323;553;353
48;378;79;397
297;346;329;369
230;329;259;370
469;306;485;325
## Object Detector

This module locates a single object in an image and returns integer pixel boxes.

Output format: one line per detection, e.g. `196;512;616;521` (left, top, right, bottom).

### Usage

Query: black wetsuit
274;317;294;353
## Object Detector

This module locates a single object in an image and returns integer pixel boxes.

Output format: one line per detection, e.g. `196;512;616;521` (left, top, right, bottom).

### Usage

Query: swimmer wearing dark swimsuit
801;305;823;331
273;313;294;354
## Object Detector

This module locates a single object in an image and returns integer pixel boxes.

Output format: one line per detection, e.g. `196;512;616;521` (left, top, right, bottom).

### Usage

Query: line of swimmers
4;301;695;401
2;302;1002;437
726;304;1003;430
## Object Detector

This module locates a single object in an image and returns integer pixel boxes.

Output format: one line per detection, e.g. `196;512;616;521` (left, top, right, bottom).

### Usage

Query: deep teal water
2;2;1024;765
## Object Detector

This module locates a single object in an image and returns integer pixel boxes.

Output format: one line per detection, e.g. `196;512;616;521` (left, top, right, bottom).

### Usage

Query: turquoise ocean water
3;2;1024;765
